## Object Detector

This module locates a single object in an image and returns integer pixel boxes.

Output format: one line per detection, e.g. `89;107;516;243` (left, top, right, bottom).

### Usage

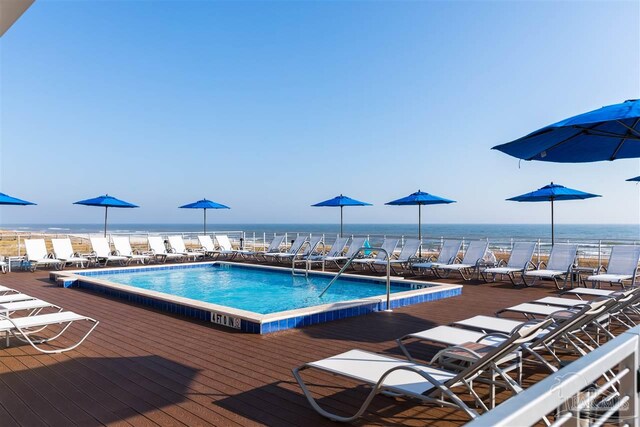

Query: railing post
598;240;602;266
618;332;640;425
537;238;541;264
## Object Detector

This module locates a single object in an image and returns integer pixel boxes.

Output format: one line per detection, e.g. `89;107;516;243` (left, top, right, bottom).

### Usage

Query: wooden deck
0;265;564;426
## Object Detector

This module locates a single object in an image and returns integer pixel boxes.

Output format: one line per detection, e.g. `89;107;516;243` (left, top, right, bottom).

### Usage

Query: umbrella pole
418;204;422;258
340;206;343;238
104;206;108;237
204;208;207;235
551;198;554;246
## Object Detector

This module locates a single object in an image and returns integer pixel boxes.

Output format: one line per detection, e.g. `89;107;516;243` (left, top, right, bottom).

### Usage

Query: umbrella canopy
0;192;36;206
311;194;372;237
626;176;640;182
73;194;139;236
179;198;230;234
493;99;640;163
507;183;600;244
386;190;456;257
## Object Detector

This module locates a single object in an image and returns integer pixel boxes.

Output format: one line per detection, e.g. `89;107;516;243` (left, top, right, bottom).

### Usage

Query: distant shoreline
1;223;639;242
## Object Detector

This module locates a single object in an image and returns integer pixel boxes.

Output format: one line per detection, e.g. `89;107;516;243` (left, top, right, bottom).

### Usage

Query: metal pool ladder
318;247;393;312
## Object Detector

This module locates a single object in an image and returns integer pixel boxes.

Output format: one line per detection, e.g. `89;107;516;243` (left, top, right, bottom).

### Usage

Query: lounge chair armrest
474;332;510;342
430;344;484;364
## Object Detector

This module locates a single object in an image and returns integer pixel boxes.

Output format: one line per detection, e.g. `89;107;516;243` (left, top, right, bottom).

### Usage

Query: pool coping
50;262;462;334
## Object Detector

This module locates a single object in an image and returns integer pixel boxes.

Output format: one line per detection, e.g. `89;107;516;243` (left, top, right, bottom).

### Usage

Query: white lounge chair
148;236;184;263
281;235;323;263
371;238;420;274
522;243;578;290
0;298;62;316
352;238;399;270
293;321;548;422
481;242;537;285
322;237;368;268
305;236;350;270
24;239;64;271
51;238;90;268
584;245;640;288
90;237;129;267
263;235;307;263
214;235;252;260
411;240;463;274
0;285;19;295
0;293;38;304
197;235;220;259
249;235;285;261
168;236;205;261
434;240;489;280
0;311;98;354
112;236;151;265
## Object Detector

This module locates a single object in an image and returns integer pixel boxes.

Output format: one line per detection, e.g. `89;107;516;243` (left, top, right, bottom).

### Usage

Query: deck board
0;265;571;426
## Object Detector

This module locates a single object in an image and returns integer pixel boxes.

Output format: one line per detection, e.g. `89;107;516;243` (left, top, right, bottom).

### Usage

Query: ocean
4;223;640;242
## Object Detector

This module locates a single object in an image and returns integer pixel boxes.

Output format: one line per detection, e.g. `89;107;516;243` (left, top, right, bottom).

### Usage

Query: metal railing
319;247;392;311
3;229;640;269
466;325;640;426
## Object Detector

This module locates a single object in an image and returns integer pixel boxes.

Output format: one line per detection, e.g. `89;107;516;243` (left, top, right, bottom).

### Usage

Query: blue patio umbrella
493;99;640;163
626;176;640;182
73;194;139;237
507;183;600;244
311;194;372;237
386;190;456;257
179;198;230;234
0;192;36;206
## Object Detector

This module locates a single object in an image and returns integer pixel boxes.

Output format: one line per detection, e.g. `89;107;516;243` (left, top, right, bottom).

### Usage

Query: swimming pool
84;264;412;314
52;262;462;334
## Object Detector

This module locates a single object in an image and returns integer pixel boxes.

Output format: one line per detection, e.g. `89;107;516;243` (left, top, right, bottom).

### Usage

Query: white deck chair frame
522;243;578;290
24;239;64;271
410;240;463;275
250;235;285;261
305;236;350;271
481;242;537;285
0;311;99;354
148;236;184;263
264;236;307;263
293;320;550;422
90;237;129;267
584;245;640;289
352;238;399;271
197;235;221;260
52;238;90;268
214;235;252;260
167;236;204;261
112;236;151;265
371;238;421;274
434;240;489;281
323;237;368;269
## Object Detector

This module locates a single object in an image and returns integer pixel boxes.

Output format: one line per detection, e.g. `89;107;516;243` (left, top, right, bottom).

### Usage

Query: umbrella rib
609;118;640;160
525;127;586;160
617;118;640;138
526;122;638;160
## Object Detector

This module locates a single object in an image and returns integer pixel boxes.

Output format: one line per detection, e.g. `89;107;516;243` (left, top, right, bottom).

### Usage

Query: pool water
91;264;410;314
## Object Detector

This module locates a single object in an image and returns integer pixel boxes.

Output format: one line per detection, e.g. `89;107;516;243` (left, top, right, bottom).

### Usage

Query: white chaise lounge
90;237;129;267
24;239;64;271
52;238;90;268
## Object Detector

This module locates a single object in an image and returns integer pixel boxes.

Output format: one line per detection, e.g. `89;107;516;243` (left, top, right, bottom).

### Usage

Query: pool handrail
319;246;392;312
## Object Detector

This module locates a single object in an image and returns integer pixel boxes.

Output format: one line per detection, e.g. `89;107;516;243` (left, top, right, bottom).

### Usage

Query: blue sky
0;0;638;225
